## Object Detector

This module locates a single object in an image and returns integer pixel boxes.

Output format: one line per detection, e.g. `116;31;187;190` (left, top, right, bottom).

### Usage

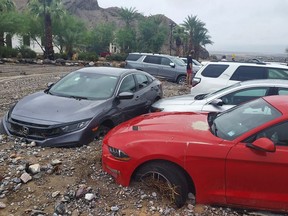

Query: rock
84;193;95;201
51;159;62;165
0;201;6;209
20;172;32;183
52;191;61;198
28;164;41;174
110;206;119;212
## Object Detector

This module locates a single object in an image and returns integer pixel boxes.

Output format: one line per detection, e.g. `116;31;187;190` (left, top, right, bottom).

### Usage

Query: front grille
8;118;61;140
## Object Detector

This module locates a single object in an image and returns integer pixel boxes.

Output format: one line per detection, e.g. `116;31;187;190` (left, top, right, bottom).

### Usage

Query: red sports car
102;95;288;212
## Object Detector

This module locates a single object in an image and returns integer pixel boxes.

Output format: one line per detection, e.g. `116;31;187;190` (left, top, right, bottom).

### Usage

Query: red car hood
105;112;222;145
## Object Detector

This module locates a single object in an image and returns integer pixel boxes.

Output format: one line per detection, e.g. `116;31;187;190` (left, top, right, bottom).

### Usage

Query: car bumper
102;144;133;186
1;116;95;147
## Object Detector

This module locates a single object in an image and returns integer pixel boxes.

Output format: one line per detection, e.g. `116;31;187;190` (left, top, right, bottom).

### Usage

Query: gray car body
151;79;288;113
125;53;187;84
1;67;163;147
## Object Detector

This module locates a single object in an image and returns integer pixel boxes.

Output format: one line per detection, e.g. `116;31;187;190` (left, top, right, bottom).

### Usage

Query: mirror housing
211;99;224;106
170;62;175;68
246;137;276;152
117;92;134;100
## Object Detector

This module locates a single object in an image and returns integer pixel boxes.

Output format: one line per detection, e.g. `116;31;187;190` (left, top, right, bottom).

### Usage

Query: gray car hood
11;92;107;124
153;94;196;106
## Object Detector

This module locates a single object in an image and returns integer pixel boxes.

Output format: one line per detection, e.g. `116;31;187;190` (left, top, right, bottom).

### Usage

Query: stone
20;172;32;183
29;164;41;174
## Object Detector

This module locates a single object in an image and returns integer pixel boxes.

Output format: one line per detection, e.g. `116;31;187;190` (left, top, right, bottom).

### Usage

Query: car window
268;68;288;79
213;98;281;140
201;64;229;78
249;121;288;146
161;57;172;66
135;74;150;89
230;66;267;81
220;87;269;105
126;54;143;61
279;88;288;95
143;56;161;64
119;75;136;93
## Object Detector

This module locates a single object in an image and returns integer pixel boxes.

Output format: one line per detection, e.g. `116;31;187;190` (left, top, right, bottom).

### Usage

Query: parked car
102;95;288;212
191;61;288;95
180;57;202;73
151;79;288;112
125;52;187;84
0;67;163;147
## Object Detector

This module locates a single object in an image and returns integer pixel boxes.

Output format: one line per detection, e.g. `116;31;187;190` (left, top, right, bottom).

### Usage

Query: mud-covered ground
0;64;281;216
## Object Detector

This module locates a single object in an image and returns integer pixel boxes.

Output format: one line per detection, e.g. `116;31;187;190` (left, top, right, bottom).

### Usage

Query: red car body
102;95;288;212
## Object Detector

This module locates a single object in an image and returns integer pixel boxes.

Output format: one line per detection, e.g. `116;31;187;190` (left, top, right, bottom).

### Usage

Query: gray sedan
151;79;288;113
0;67;163;147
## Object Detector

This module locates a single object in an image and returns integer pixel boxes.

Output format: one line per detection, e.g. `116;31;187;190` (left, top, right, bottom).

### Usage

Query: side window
126;54;142;61
230;66;267;81
161;57;172;66
201;64;229;78
221;87;269;105
135;74;149;89
268;68;288;79
255;122;288;146
143;56;161;64
119;75;136;93
278;87;288;95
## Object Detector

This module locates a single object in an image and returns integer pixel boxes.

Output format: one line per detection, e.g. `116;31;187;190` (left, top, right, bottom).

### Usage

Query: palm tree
118;7;139;27
173;26;188;56
28;0;65;60
182;15;213;59
0;0;16;46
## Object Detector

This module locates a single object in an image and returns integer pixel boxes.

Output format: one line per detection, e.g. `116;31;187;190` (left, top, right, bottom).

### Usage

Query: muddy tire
176;75;186;85
134;161;189;207
95;125;110;139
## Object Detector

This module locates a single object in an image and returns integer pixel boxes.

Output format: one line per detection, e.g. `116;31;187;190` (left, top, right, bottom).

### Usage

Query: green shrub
78;52;98;61
17;46;37;58
106;53;128;61
0;46;18;58
54;52;68;60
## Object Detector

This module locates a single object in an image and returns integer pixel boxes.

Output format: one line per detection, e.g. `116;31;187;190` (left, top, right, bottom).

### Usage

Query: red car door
226;141;288;210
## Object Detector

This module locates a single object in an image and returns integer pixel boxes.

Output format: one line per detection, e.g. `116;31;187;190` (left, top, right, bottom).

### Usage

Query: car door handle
135;96;140;100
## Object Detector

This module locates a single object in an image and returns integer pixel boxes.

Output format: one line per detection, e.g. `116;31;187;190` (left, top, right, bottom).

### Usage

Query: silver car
151;79;288;113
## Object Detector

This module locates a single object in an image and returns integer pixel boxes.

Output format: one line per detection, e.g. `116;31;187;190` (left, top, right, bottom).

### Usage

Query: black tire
0;119;7;135
134;161;189;207
176;75;186;85
94;125;110;140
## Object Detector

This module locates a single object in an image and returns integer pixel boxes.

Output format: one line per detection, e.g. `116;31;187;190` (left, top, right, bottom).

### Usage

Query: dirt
0;63;267;216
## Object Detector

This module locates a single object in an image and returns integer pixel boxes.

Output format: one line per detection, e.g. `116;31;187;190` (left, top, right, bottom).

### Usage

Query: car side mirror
210;99;224;106
47;82;54;88
170;62;175;68
246;137;276;152
117;92;134;100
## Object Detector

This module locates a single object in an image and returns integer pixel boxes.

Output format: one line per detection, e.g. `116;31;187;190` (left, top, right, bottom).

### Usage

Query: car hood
105;112;222;145
153;94;196;106
11;92;107;124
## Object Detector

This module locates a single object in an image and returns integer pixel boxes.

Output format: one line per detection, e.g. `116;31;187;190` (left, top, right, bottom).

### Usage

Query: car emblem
20;126;29;136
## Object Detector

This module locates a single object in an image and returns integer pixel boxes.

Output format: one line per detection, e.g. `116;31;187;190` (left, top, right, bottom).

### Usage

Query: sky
98;0;288;55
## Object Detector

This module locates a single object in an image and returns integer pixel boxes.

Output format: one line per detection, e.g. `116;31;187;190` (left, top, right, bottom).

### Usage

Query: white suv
191;61;288;95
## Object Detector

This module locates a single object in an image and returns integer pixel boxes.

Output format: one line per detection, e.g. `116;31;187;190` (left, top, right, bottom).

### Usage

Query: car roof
75;67;140;77
205;61;288;69
239;79;288;86
263;95;288;115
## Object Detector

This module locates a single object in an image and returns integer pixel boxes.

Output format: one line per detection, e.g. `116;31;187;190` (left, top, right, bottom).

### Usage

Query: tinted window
126;54;143;61
268;68;288;79
135;74;149;89
143;56;161;64
201;64;229;78
230;66;267;81
119;75;136;93
161;57;172;66
279;88;288;95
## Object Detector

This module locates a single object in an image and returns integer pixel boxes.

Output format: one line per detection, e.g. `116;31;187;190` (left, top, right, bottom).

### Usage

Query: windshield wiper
69;95;88;100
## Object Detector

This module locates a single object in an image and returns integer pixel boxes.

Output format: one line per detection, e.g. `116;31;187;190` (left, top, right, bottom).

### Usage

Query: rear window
230;66;266;81
201;64;229;77
126;54;143;61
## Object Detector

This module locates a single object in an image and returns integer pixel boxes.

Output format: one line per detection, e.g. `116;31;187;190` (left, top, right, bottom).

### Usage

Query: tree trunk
44;13;54;60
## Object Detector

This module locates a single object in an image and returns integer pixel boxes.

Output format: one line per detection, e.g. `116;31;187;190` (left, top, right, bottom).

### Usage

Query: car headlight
59;119;91;134
108;146;130;161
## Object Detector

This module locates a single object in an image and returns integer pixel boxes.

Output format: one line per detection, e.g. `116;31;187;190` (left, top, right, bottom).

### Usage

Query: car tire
0;119;7;135
134;161;189;207
95;125;110;140
176;75;186;85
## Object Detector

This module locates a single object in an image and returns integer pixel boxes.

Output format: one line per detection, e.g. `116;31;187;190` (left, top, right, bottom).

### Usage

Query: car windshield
211;98;281;140
49;71;118;100
172;57;186;66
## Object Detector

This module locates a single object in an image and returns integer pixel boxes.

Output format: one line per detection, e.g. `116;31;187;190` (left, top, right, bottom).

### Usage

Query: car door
142;55;161;76
225;121;288;210
158;57;175;80
114;74;146;124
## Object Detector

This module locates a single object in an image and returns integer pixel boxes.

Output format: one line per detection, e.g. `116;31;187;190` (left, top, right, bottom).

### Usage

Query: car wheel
95;125;110;139
176;75;186;85
0;119;7;135
134;161;189;207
